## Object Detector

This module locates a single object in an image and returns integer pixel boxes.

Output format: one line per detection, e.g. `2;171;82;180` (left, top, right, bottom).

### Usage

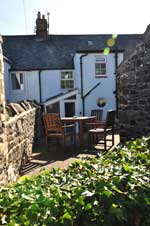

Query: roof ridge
2;33;142;38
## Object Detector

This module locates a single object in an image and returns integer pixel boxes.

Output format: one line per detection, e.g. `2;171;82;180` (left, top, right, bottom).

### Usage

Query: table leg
79;121;83;146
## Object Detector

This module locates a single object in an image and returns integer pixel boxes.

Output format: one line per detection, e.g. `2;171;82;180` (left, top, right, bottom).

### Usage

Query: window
61;71;74;89
11;72;24;91
95;56;106;77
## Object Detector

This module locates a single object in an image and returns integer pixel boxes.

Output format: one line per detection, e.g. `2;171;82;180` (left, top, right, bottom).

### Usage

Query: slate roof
2;34;142;70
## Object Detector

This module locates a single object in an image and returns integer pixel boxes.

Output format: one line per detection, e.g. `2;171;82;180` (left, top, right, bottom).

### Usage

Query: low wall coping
4;108;36;126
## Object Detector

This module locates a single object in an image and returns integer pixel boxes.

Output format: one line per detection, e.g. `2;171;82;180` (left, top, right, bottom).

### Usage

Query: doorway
65;102;75;117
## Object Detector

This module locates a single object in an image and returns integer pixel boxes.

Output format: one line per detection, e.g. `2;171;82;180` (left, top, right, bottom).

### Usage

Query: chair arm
86;121;105;129
62;124;75;129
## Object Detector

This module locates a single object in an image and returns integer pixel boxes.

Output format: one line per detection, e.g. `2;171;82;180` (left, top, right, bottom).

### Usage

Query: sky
0;0;150;35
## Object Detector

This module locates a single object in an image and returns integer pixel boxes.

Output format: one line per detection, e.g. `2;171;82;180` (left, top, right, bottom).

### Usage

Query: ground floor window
46;102;60;113
11;72;24;91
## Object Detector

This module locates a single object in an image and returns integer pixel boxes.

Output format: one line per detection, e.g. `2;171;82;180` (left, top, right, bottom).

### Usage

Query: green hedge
0;137;150;226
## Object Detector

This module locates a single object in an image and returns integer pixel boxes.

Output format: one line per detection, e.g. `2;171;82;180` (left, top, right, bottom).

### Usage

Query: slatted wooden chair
91;109;103;122
88;110;116;150
43;113;76;149
86;109;103;130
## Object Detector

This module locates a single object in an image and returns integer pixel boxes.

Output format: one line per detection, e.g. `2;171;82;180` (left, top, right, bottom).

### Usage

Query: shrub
0;137;150;226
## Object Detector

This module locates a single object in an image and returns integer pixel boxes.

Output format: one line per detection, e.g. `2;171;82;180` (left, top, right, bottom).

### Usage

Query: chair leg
74;131;76;148
94;133;97;146
63;136;66;151
88;132;94;148
45;132;48;145
112;129;114;146
88;132;91;148
104;133;107;151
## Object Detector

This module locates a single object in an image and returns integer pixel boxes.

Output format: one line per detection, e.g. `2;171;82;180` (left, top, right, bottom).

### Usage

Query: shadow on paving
21;134;120;177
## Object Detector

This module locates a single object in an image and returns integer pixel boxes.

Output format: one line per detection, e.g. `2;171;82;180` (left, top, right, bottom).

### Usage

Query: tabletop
61;116;96;121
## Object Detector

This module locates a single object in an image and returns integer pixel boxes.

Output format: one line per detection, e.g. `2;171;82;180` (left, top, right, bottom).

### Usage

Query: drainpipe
114;48;118;118
38;69;42;103
80;53;88;116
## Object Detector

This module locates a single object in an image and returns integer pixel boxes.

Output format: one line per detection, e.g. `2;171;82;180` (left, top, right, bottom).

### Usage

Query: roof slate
2;34;142;70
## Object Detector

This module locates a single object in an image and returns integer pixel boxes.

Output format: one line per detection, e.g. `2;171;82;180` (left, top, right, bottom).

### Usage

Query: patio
20;133;120;177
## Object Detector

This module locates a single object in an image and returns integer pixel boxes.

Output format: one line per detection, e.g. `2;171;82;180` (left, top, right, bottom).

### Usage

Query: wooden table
61;116;96;146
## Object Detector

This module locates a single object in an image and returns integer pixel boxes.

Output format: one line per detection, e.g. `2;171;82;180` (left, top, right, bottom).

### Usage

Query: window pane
20;73;23;84
61;80;65;88
61;71;74;89
101;69;106;74
70;80;74;88
95;64;101;75
101;63;106;69
11;73;20;90
61;71;73;79
95;63;106;75
11;73;24;90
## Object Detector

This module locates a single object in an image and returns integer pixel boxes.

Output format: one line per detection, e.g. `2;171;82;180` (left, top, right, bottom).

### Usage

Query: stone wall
0;36;8;186
117;26;150;142
0;36;43;186
0;100;43;186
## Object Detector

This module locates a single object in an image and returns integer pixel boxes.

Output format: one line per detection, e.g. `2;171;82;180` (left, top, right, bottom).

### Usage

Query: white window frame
10;71;25;93
60;70;74;90
95;56;107;77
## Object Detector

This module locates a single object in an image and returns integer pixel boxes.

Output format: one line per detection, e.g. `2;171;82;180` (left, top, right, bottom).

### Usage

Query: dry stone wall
0;36;43;186
117;26;150;142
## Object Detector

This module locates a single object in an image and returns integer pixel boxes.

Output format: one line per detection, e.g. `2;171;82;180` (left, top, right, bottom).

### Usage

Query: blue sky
0;0;150;35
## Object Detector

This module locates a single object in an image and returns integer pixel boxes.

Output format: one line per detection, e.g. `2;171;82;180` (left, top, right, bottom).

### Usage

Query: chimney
35;11;48;40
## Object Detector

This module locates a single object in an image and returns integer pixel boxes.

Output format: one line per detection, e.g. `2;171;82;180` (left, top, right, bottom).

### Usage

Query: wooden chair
91;109;103;122
43;113;76;150
86;109;103;130
88;110;116;150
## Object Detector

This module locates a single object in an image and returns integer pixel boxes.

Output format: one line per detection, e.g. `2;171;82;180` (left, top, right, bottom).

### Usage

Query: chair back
43;113;63;133
91;109;103;121
105;110;116;129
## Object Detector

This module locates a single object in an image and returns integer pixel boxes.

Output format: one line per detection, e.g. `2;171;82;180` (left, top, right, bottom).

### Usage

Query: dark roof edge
2;33;142;38
3;56;11;64
76;49;125;53
9;67;74;71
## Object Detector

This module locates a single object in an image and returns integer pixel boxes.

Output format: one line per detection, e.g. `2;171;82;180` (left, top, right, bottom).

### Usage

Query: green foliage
0;137;150;226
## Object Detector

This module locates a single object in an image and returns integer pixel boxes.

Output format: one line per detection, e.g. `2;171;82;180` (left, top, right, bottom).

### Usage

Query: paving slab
22;134;120;178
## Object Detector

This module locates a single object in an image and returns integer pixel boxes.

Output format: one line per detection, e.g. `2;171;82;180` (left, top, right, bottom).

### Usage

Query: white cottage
2;12;141;119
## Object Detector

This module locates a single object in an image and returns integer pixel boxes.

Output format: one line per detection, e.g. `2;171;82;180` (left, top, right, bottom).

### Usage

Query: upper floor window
61;71;74;89
95;56;106;77
11;72;24;91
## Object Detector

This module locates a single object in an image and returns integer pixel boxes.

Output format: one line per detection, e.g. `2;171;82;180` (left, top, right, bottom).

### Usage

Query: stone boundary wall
117;25;150;142
0;36;43;186
0;36;8;186
4;108;36;183
0;101;43;186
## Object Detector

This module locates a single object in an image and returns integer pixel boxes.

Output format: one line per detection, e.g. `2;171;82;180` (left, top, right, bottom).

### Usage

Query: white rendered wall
74;52;124;119
26;71;40;102
40;70;61;102
4;68;76;104
40;70;75;102
4;52;124;117
4;70;40;103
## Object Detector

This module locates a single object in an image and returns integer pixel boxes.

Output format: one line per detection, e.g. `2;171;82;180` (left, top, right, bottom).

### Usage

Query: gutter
38;70;42;103
80;53;88;116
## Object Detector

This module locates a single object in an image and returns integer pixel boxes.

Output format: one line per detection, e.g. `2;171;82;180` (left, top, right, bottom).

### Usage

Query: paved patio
21;134;120;177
